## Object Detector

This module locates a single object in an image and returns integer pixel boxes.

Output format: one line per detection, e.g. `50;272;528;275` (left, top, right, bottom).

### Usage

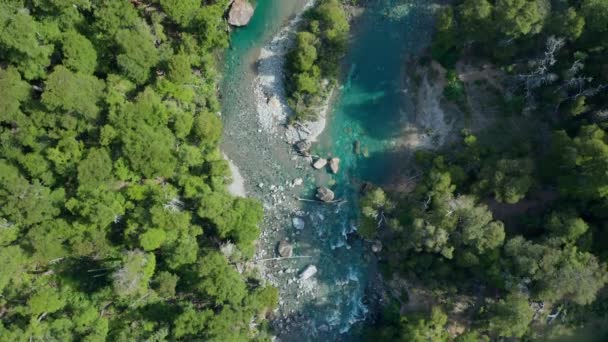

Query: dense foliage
0;0;277;340
285;0;349;122
365;0;608;340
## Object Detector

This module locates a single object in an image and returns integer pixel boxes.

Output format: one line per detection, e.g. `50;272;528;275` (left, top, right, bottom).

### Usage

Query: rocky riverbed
221;0;370;339
221;0;440;340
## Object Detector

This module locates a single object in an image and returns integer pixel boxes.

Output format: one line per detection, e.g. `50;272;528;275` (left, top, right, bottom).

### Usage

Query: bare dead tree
593;109;608;123
376;210;386;228
163;197;184;212
553;58;608;113
517;36;565;109
422;194;432;210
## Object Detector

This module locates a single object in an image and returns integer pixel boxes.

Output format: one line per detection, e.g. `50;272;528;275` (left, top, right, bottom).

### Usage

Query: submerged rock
354;140;361;155
312;158;327;169
299;265;318;280
329;158;340;174
292;178;304;187
228;0;254;27
277;240;293;258
292;217;305;230
316;187;335;202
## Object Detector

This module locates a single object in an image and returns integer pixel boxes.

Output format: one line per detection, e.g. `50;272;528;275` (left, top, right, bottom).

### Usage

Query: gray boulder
316;187;335;202
277;240;293;258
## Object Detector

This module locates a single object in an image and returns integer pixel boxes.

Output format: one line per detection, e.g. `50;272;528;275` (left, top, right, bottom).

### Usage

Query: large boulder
228;0;254;27
277;240;293;258
299;265;317;280
312;158;327;169
316;187;335;202
329;158;340;174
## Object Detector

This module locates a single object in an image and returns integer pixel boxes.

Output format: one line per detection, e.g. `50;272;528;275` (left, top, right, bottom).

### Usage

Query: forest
361;0;608;340
4;0;608;340
0;0;277;340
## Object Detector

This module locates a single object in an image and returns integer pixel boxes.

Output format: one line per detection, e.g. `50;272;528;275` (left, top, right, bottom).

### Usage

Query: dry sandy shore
223;152;247;197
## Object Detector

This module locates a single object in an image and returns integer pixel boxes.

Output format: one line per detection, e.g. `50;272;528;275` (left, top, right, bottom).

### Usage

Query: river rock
316;187;335;202
329;158;340;174
299;265;318;280
371;240;383;253
292;217;305;230
267;95;281;108
292;178;303;186
228;0;254;27
277;240;293;258
295;140;311;155
354;140;361;155
312;158;327;169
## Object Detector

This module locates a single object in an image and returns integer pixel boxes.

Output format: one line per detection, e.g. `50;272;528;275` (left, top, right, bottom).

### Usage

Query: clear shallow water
221;0;436;340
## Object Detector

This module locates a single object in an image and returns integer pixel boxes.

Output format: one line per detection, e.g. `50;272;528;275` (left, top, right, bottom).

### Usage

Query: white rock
329;158;340;174
299;265;318;280
293;178;304;186
312;158;327;169
292;217;305;230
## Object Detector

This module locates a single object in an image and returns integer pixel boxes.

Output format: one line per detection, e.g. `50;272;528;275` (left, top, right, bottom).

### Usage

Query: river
220;0;436;340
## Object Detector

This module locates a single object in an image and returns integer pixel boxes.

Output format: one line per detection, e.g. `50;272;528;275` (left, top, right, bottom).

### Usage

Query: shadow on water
354;147;416;187
331;0;435;141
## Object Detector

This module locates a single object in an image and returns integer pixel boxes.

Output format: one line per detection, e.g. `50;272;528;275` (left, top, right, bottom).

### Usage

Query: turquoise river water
221;0;436;340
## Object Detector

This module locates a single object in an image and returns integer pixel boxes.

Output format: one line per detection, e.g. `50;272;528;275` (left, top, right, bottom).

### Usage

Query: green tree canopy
485;293;534;339
61;30;97;74
42;65;105;123
194;252;247;305
0;66;30;121
495;0;548;39
0;4;54;79
112;250;156;299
